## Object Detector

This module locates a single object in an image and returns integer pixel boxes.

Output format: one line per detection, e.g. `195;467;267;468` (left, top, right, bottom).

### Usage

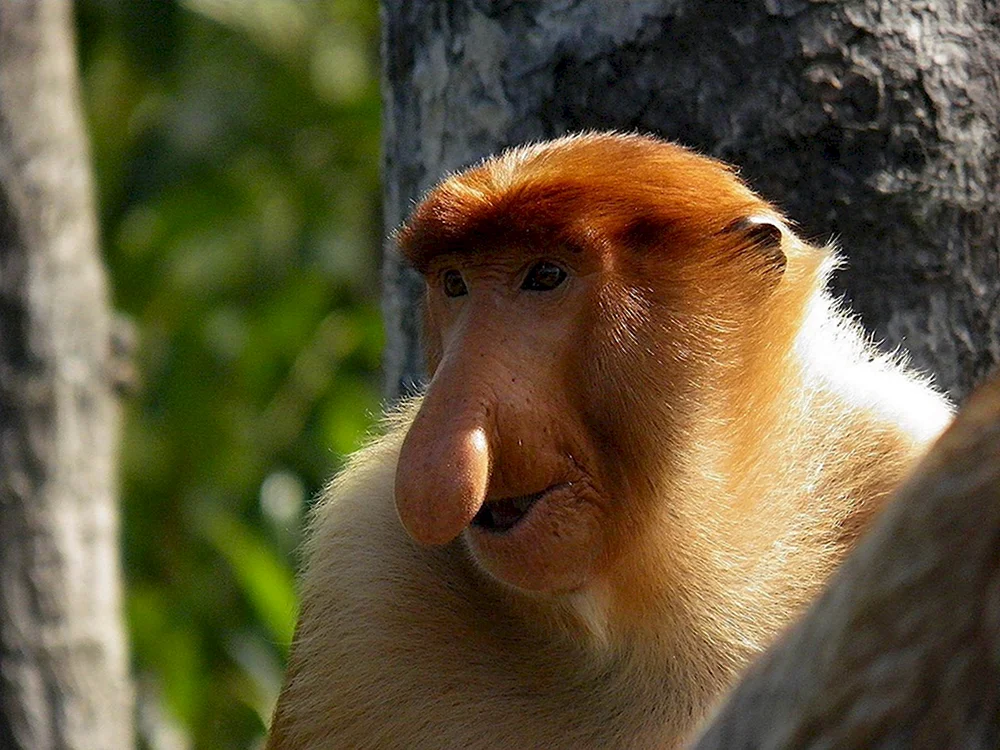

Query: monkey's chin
464;483;604;593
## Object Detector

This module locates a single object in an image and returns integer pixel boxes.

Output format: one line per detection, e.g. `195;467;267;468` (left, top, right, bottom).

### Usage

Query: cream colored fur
266;238;952;750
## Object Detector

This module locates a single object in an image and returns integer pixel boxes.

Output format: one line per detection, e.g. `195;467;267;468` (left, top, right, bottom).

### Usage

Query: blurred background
75;1;382;748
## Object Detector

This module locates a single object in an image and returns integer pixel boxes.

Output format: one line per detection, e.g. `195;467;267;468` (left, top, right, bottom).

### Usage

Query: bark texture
382;0;1000;400
0;1;133;748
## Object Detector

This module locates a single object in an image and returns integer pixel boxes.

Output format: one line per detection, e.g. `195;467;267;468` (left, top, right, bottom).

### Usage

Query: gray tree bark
381;0;1000;401
0;1;133;748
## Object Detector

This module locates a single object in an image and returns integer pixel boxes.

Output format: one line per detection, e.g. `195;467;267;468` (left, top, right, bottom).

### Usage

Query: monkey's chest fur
271;467;725;750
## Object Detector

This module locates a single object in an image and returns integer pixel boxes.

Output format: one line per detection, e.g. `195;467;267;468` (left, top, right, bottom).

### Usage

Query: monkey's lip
470;483;568;533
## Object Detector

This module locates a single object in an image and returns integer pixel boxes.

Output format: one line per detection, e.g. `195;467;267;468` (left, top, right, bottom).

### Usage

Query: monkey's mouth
471;489;550;533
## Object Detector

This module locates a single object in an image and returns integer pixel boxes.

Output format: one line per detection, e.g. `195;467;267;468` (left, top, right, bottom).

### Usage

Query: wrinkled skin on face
395;246;612;591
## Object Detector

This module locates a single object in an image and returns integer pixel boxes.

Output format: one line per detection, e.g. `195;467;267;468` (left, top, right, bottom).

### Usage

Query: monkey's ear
723;215;786;276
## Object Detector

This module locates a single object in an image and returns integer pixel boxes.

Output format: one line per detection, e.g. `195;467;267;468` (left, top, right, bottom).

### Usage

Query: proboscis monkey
266;133;952;750
691;371;1000;750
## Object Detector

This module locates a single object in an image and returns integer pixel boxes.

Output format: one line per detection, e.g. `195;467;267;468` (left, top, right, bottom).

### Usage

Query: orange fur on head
267;133;953;750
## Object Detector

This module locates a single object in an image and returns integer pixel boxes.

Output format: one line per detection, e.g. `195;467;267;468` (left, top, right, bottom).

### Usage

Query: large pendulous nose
394;393;492;546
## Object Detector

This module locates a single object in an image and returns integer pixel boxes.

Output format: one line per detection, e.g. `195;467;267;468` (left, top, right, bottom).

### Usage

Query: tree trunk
0;1;133;748
381;0;1000;401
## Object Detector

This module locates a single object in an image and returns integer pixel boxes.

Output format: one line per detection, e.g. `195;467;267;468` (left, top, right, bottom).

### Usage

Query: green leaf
201;512;299;650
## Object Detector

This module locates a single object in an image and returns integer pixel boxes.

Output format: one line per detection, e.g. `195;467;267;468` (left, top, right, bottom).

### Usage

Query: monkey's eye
442;270;468;298
521;261;567;292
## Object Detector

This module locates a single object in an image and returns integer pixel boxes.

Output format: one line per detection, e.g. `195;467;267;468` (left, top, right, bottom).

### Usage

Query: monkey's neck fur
595;248;948;698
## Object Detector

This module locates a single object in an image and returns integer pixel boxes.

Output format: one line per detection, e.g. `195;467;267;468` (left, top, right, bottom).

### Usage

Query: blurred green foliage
75;1;383;747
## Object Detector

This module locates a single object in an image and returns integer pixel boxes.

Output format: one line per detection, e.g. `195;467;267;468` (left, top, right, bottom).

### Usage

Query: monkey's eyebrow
561;238;587;254
404;247;474;277
401;217;592;273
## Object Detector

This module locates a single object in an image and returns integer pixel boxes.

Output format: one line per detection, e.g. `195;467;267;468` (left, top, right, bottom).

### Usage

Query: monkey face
394;247;615;592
